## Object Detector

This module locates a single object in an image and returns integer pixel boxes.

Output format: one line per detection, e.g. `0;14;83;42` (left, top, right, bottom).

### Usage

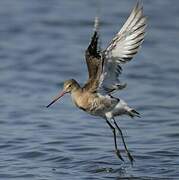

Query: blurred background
0;0;179;179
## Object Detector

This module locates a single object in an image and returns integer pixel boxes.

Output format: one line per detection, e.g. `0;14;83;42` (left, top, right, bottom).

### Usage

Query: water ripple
0;0;179;179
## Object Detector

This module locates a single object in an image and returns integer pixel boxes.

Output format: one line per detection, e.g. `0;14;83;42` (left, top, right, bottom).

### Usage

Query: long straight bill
46;91;66;108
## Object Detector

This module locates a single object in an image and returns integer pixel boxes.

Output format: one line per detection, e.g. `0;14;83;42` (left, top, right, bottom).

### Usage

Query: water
0;0;179;179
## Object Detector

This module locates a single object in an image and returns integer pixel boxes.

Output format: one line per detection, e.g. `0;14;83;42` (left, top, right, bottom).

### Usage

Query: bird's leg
112;118;134;165
105;119;124;161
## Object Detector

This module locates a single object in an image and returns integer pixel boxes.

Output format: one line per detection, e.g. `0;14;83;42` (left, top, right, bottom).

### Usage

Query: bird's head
63;79;79;93
46;79;79;108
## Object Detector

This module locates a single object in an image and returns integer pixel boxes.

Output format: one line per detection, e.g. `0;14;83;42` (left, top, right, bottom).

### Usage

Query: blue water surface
0;0;179;179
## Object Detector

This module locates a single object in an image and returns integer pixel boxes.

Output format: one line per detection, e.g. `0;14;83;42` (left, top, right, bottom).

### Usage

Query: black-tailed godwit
47;1;147;164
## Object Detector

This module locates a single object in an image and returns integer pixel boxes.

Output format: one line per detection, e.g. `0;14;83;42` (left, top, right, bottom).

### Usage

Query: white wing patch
98;1;147;95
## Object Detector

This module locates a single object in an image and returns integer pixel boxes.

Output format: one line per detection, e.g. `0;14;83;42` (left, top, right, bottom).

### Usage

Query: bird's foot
115;150;124;161
127;152;134;165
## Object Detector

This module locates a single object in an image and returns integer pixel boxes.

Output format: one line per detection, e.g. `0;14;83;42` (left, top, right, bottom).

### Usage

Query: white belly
105;99;130;119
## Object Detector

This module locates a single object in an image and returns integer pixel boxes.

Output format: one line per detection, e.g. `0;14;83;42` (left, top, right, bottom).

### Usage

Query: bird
46;1;147;164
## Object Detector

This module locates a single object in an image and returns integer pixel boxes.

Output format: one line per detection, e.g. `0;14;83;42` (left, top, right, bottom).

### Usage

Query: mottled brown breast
71;90;94;112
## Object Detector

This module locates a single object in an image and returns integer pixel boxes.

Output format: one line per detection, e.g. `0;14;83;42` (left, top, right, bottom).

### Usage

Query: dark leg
105;119;124;161
112;118;134;165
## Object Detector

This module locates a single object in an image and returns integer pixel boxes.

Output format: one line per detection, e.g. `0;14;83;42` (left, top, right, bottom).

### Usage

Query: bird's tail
128;108;141;118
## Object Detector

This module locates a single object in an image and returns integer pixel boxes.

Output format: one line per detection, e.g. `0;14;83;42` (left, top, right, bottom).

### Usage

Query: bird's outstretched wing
83;17;103;92
98;1;147;95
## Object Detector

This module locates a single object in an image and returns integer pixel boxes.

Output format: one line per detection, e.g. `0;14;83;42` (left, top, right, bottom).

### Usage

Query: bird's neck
70;87;83;107
70;80;81;97
71;86;82;98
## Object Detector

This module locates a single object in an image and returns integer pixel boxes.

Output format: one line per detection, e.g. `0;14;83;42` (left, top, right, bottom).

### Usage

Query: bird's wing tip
94;16;100;32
